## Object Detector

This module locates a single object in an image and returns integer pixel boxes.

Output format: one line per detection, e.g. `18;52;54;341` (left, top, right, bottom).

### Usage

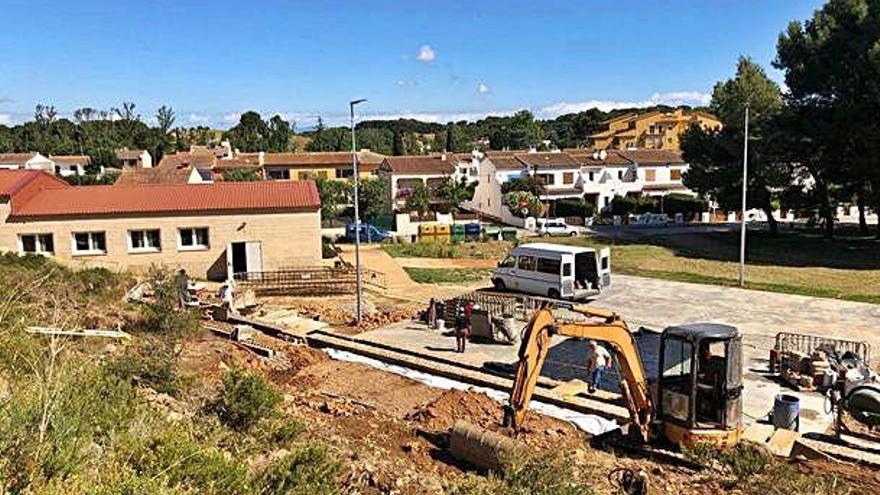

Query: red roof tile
513;152;580;169
10;180;320;218
380;155;456;175
618;149;685;165
0;170;69;198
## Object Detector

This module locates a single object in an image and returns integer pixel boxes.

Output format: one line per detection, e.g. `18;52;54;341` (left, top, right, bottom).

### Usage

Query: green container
482;226;501;242
501;227;518;241
451;224;466;243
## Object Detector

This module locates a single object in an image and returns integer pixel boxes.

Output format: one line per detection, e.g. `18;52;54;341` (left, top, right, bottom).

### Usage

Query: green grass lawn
542;232;880;304
383;242;512;260
387;233;880;304
403;267;494;284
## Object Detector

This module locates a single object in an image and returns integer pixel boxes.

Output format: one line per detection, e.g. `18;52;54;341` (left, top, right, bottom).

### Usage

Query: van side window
499;256;515;268
562;262;572;277
536;258;561;274
601;257;609;270
517;255;536;271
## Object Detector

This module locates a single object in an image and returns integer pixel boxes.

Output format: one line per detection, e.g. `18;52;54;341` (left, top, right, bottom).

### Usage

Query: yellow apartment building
589;109;721;151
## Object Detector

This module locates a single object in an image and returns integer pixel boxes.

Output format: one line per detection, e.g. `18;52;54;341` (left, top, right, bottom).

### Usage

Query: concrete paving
357;273;880;434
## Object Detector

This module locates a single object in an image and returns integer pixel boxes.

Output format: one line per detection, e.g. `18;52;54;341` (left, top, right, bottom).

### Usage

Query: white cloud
0;114;10;125
476;82;491;95
538;90;711;118
649;91;711;106
395;79;418;88
362;109;514;124
188;113;210;124
222;112;241;123
416;45;436;63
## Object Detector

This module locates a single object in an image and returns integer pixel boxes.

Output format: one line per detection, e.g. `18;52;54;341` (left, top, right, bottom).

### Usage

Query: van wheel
569;231;577;236
547;289;561;299
493;279;506;291
541;232;549;237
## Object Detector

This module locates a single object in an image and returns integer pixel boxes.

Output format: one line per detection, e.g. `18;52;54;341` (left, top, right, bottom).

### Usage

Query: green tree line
682;0;880;239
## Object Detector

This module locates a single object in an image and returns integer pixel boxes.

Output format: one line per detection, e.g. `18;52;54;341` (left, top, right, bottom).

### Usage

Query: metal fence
235;267;386;296
448;290;589;323
774;331;871;366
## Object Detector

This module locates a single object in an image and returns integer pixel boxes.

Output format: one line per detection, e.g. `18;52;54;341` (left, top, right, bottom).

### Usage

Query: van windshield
498;256;515;268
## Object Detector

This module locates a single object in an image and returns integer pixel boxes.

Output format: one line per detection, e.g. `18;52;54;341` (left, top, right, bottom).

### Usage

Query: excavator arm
503;304;654;442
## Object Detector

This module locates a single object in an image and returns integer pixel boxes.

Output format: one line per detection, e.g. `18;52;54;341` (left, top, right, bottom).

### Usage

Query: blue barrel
773;394;800;431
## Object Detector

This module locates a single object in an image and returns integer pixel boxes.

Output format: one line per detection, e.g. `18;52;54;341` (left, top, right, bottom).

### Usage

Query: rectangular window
617;170;624;180
562;172;574;185
128;229;161;252
663;340;693;378
536;257;561;275
337;167;354;179
267;169;290;180
317;170;329;179
19;234;54;255
670;169;682;181
645;169;656;182
297;171;312;180
178;227;209;250
588;171;595;182
517;255;536;271
71;232;106;255
562;262;572;277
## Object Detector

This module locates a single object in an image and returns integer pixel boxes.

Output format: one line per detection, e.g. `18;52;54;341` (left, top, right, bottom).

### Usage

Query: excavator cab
658;324;743;448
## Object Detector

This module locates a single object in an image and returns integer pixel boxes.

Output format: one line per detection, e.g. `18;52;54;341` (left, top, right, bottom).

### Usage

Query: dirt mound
407;389;500;431
406;389;583;451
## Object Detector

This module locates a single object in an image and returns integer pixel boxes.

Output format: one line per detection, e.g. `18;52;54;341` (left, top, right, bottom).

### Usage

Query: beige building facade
0;170;322;280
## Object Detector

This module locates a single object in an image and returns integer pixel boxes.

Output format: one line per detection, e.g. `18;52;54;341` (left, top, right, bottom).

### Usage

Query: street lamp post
350;98;367;325
739;106;749;288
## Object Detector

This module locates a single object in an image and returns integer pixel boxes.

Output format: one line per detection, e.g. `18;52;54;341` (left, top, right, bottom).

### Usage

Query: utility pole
739;106;749;288
350;99;367;324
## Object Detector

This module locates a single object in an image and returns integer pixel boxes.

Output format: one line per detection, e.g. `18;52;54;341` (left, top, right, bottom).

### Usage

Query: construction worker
586;340;612;393
220;280;237;315
175;269;191;308
455;301;473;353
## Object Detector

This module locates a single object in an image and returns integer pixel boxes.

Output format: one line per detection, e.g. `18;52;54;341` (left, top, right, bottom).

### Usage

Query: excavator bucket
448;421;527;472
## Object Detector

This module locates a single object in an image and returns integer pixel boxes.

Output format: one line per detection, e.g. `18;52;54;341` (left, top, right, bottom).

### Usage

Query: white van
491;243;611;300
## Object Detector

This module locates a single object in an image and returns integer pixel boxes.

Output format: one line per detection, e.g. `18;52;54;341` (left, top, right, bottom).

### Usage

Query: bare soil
178;331;879;494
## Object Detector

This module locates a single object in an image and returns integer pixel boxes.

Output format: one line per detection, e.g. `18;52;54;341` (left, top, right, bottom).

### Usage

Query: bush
321;238;338;259
222;167;263;182
610;195;654;216
555;199;596;218
664;193;708;217
126;427;250;495
215;369;280;431
106;347;193;396
257;444;343;495
503;191;542;218
450;452;594;495
126;267;200;336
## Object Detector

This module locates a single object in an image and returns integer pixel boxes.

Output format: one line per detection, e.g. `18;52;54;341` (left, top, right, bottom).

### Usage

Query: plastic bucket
773;394;800;431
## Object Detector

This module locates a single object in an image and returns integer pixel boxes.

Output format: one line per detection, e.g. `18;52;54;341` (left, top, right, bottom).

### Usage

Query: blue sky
0;0;824;128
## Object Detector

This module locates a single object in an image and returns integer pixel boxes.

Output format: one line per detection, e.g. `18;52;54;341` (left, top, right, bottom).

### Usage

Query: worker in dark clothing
455;301;474;353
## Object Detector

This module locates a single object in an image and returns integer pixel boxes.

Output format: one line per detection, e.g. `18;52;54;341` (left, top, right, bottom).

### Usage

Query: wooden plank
25;327;131;340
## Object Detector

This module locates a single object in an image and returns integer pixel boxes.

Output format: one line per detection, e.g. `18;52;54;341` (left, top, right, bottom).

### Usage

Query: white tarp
324;348;619;436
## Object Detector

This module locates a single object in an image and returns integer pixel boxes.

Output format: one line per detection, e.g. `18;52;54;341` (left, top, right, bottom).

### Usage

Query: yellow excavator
451;304;743;469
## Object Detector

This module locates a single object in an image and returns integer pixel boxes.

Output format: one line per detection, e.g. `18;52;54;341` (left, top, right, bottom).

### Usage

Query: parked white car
537;218;579;237
492;243;611;300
